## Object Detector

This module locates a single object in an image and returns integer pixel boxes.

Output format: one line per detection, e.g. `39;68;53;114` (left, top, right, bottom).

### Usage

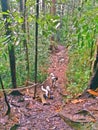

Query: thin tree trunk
50;0;56;15
42;0;45;14
8;45;17;88
93;0;95;6
50;0;56;51
34;0;39;99
72;0;75;15
20;0;30;79
27;20;30;45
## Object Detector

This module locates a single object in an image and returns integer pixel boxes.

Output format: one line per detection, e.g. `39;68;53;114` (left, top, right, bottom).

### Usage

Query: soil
0;45;98;130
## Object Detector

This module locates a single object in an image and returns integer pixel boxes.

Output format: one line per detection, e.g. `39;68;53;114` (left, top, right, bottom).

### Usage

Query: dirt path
48;45;68;95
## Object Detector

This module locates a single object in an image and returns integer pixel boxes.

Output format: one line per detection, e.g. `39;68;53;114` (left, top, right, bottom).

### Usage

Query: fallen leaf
54;105;62;112
87;89;98;96
11;115;19;123
71;99;85;104
26;101;33;109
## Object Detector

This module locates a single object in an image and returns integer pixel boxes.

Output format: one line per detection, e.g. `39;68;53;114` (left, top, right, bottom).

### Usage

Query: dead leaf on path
26;101;33;109
59;91;68;96
87;89;98;96
0;91;4;98
55;107;62;112
75;93;82;98
50;126;57;130
71;99;85;104
11;116;19;123
54;105;62;112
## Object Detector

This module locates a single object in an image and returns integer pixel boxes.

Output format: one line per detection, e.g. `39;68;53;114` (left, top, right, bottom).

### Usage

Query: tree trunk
20;0;30;79
42;0;45;14
93;0;95;6
1;0;17;88
34;0;39;99
49;0;56;52
50;0;56;15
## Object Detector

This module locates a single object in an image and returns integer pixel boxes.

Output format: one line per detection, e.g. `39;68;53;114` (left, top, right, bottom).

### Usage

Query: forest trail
0;45;98;130
48;45;68;96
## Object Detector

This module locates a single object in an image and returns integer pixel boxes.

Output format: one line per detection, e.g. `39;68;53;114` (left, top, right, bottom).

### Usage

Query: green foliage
67;47;91;95
38;14;60;38
65;1;98;95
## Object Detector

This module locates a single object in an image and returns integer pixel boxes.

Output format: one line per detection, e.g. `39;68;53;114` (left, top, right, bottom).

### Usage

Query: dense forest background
0;0;98;96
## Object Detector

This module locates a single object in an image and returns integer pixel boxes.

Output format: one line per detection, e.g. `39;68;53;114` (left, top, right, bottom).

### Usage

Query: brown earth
0;45;98;130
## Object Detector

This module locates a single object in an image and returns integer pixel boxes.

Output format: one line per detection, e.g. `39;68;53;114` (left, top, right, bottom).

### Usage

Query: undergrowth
0;42;49;88
66;46;93;97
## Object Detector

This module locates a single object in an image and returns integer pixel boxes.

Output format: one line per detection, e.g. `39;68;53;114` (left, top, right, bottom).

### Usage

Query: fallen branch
58;113;82;130
0;83;39;92
75;109;95;120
